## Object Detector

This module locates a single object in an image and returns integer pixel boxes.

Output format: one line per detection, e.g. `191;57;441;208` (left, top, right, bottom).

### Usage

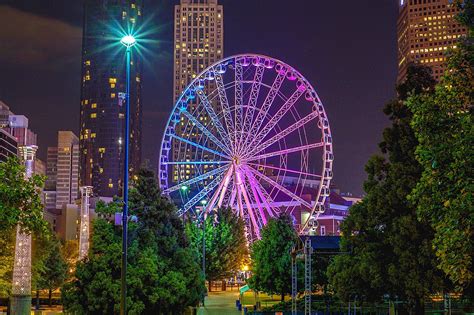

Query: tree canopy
186;207;248;286
62;167;205;314
0;157;47;235
248;214;299;301
328;65;447;313
407;1;474;291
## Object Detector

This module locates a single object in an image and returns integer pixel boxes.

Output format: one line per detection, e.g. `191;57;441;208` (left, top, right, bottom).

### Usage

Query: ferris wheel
159;54;333;241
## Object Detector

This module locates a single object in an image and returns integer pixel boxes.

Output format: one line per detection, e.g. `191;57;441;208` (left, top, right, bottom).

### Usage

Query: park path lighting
120;34;136;315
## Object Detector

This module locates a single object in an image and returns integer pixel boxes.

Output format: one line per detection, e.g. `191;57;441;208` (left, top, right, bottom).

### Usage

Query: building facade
397;0;468;83
44;131;80;210
173;0;223;182
80;0;143;197
0;129;18;162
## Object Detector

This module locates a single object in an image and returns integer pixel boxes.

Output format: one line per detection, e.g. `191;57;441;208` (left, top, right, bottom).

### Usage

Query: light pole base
10;295;31;315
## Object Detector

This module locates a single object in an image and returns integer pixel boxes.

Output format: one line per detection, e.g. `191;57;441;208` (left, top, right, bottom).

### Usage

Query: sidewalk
198;290;241;315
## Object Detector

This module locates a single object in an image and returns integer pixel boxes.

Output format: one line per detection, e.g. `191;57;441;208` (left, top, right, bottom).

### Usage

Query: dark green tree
328;65;447;313
62;167;205;314
36;233;68;306
0;156;47;234
186;207;248;291
407;1;474;291
248;214;299;301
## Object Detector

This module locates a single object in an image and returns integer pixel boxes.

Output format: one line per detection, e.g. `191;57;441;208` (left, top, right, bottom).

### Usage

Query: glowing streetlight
180;185;189;192
200;199;208;206
120;33;137;315
120;35;137;48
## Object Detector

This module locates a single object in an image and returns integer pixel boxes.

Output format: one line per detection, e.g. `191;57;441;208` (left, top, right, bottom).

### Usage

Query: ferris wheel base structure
159;54;333;242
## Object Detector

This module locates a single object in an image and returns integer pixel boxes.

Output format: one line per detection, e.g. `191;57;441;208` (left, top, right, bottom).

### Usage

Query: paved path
198;290;241;315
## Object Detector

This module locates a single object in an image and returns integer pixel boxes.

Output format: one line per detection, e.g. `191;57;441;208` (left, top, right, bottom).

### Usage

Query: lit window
85;75;91;80
109;78;117;84
90;113;97;118
131;3;136;8
108;183;114;188
91;133;96;138
110;83;116;88
111;93;116;98
85;60;91;66
91;103;97;108
99;148;106;153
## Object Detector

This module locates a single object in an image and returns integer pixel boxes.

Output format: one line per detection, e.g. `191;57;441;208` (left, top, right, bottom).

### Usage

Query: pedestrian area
198;290;241;315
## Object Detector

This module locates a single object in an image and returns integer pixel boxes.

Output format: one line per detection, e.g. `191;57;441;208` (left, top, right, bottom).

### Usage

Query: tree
407;1;474;291
328;65;447;313
248;214;299;301
0;157;47;234
0;157;48;299
36;234;68;306
186;207;248;291
62;167;205;314
0;230;15;298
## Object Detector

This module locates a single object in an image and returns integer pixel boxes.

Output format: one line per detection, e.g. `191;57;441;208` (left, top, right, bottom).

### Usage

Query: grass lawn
240;290;291;309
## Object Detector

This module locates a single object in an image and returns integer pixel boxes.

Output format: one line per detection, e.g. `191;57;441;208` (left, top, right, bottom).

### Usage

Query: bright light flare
120;35;137;48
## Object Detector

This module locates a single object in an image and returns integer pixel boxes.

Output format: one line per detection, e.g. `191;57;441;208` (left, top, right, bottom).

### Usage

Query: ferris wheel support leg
217;167;234;209
243;170;267;225
243;166;275;218
239;177;261;239
205;166;233;214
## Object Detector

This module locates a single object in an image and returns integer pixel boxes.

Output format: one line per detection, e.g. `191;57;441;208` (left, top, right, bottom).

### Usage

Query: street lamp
196;206;207;306
120;34;136;315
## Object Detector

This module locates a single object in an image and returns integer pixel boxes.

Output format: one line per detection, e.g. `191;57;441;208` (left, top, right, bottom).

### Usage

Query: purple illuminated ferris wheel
159;54;333;241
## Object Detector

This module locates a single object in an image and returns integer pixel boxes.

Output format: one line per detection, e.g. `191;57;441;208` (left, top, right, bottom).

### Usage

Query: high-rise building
0;129;18;162
397;0;468;83
80;0;143;197
45;131;80;210
173;0;223;182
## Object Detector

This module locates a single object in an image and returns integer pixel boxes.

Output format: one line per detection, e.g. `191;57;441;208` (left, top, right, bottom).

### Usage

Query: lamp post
120;34;136;315
200;200;207;305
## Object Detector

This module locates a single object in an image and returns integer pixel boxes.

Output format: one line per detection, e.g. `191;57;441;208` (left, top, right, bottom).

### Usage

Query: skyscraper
173;0;223;182
80;0;143;197
45;131;80;210
397;0;467;83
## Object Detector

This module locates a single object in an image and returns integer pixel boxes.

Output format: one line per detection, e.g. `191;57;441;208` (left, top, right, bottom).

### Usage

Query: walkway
198;290;241;315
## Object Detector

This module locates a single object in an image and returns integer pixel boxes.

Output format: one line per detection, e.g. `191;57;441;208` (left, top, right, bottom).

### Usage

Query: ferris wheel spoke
163;165;228;194
238;65;265;155
245;69;287;152
234;60;244;152
245;165;312;209
195;89;233;150
244;110;320;159
169;134;230;159
179;174;224;216
247;163;322;179
214;71;236;152
244;88;305;153
182;110;232;156
244;142;325;162
163;161;228;165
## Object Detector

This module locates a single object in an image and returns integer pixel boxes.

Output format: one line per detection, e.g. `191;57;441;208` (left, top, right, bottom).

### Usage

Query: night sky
0;0;399;196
